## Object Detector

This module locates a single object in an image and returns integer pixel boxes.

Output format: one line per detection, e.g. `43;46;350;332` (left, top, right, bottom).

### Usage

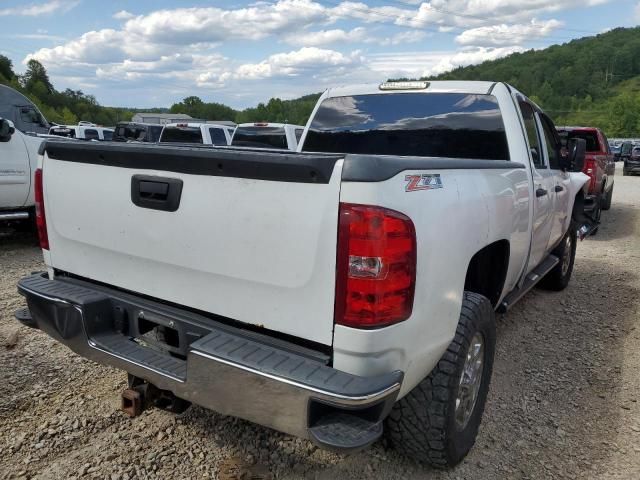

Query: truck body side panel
333;165;529;397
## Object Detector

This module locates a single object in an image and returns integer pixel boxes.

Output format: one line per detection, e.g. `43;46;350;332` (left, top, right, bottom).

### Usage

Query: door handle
536;188;548;197
131;175;183;212
554;185;564;193
139;180;169;200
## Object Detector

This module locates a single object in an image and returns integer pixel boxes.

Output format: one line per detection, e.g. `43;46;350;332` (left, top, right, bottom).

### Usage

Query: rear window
103;130;113;141
115;125;144;141
302;93;509;160
161;127;203;144
84;129;99;141
232;126;288;150
563;130;600;152
209;127;227;145
50;127;75;138
147;126;162;142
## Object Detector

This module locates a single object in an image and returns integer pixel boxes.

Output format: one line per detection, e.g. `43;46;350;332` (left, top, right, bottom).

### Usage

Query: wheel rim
561;235;572;276
455;332;484;430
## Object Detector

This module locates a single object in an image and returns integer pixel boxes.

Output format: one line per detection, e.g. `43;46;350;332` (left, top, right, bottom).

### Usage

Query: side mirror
0;118;15;142
567;137;586;172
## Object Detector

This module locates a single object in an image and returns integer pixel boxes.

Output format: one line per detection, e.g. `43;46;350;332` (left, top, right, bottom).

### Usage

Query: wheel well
464;240;510;308
572;190;585;224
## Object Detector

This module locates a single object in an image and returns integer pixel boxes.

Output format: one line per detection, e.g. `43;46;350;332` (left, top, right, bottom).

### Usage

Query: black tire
601;185;613;211
386;292;496;468
540;224;577;291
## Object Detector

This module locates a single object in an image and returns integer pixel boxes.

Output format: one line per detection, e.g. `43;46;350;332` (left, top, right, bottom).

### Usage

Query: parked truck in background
557;127;615;231
48;123;114;141
0;85;50;225
231;122;304;151
113;122;163;143
159;122;233;145
16;81;588;467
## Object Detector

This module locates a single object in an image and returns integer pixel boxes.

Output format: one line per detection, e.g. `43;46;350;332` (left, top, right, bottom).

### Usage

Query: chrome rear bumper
17;273;402;451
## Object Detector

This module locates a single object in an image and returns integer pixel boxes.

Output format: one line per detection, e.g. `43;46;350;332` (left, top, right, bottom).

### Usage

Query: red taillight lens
335;203;416;329
34;168;49;250
584;159;597;191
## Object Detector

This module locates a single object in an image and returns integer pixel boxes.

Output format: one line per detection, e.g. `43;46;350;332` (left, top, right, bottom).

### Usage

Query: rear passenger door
518;100;556;271
538;113;569;250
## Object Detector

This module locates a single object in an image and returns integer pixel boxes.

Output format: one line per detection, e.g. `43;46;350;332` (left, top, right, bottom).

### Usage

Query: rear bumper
17;273;402;451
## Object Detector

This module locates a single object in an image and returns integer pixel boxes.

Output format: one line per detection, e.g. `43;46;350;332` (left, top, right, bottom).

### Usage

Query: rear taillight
335;203;416;329
34;168;49;250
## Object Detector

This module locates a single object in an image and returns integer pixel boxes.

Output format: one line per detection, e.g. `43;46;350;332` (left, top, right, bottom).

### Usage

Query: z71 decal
405;174;443;192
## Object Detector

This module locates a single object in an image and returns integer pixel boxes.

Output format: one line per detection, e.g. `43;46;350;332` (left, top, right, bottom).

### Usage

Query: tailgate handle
131;175;183;212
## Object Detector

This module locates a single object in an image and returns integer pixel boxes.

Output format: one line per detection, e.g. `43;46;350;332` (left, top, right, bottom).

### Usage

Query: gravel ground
2;163;640;480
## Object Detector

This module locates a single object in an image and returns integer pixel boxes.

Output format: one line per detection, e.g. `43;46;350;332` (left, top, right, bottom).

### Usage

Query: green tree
0;54;14;81
21;59;54;94
60;107;78;125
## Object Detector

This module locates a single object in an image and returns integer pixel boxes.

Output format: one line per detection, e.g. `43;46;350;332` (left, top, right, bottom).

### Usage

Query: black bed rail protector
341;155;525;182
40;140;342;184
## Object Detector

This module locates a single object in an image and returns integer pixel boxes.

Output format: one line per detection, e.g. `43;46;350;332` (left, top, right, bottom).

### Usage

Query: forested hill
426;27;640;136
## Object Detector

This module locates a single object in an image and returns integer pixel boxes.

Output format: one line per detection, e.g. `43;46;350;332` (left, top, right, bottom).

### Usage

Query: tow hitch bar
121;375;191;418
121;388;144;417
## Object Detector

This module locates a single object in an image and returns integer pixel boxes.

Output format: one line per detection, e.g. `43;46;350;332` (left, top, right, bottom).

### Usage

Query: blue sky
1;0;639;109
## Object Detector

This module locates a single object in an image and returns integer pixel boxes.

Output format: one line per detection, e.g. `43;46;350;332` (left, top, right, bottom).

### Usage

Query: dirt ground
1;163;639;479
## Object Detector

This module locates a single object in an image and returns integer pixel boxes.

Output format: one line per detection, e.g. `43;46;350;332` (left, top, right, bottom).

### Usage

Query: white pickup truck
16;81;589;467
0;85;50;223
0;118;43;223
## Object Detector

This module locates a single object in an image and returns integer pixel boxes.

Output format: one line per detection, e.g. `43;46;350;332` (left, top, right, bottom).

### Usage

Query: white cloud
283;28;368;46
424;46;526;76
0;0;79;17
378;30;428;46
113;10;135;20
367;46;524;78
235;47;362;80
456;19;563;47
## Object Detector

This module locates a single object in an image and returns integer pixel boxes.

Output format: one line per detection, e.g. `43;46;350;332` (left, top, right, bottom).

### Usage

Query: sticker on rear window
405;174;443;192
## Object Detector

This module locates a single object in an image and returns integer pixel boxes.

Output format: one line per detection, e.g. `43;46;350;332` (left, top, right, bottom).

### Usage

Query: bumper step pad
309;413;383;452
93;333;187;381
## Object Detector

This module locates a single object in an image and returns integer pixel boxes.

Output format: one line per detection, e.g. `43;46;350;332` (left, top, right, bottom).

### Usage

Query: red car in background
557;127;615;230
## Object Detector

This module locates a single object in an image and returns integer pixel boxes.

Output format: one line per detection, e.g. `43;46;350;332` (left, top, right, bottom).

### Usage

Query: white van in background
231;123;305;151
48;123;114;141
159;123;233;145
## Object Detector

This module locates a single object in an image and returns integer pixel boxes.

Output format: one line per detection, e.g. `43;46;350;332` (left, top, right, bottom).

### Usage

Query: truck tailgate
41;143;343;345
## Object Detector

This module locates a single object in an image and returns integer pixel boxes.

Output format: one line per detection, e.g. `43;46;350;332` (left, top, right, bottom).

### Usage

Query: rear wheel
540;225;577;291
386;292;496;468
